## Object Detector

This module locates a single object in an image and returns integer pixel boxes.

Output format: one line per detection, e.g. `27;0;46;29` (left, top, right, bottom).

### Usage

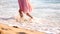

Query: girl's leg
15;9;23;22
26;13;33;23
26;13;33;19
19;9;23;18
17;9;24;22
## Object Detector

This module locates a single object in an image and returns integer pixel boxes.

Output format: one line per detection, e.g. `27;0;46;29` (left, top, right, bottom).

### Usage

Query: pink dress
18;0;32;13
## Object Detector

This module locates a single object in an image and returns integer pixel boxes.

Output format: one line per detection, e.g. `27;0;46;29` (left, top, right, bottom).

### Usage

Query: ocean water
0;0;60;34
0;0;60;23
0;0;60;17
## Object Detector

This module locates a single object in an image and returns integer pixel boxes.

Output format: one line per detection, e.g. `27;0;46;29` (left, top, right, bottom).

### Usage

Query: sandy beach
0;23;45;34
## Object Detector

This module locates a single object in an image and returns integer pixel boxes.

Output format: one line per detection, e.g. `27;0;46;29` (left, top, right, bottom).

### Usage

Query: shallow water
0;0;60;34
0;0;60;25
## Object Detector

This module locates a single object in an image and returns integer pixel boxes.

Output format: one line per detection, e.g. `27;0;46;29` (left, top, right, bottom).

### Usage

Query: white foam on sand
0;16;60;34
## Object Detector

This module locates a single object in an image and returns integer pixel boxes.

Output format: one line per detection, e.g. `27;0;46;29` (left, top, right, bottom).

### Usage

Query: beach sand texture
0;23;45;34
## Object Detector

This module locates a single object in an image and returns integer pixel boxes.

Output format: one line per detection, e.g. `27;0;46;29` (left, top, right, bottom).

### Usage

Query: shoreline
0;23;45;34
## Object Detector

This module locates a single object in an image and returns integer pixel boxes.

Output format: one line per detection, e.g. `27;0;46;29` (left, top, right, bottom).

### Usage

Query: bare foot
15;16;27;23
20;17;26;23
28;18;33;23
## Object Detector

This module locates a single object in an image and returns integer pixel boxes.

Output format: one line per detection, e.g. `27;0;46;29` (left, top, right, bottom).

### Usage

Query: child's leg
18;9;25;22
19;9;23;18
26;13;33;23
26;13;33;19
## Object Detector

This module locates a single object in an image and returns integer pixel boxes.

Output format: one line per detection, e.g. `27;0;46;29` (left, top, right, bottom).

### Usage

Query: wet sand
0;23;45;34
